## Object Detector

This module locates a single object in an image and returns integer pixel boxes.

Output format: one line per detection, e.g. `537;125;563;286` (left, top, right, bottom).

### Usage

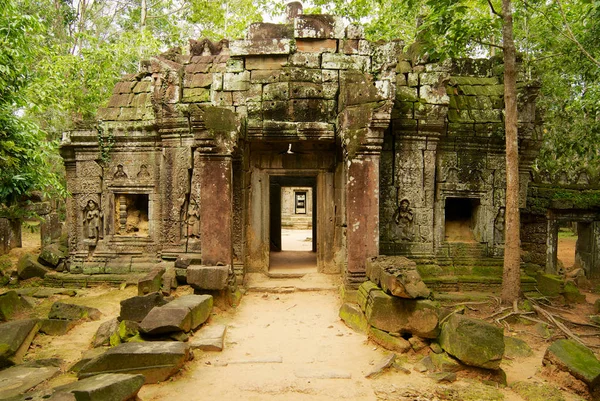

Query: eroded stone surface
78;342;190;384
57;373;145;401
48;302;102;321
140;294;213;334
190;324;226;351
119;292;167;322
0;319;40;368
543;339;600;390
0;365;61;399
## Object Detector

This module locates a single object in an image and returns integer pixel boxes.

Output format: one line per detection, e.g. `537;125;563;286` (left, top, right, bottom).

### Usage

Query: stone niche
444;197;481;242
115;194;149;237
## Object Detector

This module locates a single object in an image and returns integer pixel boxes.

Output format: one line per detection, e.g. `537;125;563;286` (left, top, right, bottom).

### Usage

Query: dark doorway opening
269;176;317;275
444;197;479;242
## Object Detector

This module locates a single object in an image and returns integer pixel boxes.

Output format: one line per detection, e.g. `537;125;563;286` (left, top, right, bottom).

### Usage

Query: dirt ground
3;229;600;400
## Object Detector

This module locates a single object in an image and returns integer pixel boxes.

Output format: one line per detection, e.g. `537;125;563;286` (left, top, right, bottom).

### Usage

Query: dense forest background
1;0;598;216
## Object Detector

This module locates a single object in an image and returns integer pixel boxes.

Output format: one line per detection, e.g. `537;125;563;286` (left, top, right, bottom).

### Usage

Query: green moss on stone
511;381;565;401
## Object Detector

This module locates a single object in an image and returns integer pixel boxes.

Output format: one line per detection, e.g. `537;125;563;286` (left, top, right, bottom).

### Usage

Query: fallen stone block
428;371;456;383
0;319;40;368
187;265;230;290
365;353;396;378
339;303;368;334
368;327;411;353
78;342;190;384
543;339;600;390
38;244;65;268
56;373;145;401
504;336;533;359
366;256;431;299
439;314;504;370
92;318;119;348
17;254;50;280
137;266;165;296
430;352;462;372
70;348;107;373
0;290;30;321
0;364;61;399
140;294;213;335
190;324;226;351
48;302;102;321
536;272;563;297
39;319;78;336
1;391;75;401
360;282;440;338
119;292;166;322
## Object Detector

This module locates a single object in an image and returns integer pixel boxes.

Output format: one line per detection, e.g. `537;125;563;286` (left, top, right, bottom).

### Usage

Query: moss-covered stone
563;281;586;304
544;339;600;389
439;314;504;370
504;336;533;359
368;327;411;353
430;351;462;372
511;381;566;401
339;303;368;333
536;272;564;296
456;380;505;401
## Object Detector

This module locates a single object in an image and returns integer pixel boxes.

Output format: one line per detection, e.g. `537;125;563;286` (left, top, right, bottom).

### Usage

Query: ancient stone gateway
60;4;542;290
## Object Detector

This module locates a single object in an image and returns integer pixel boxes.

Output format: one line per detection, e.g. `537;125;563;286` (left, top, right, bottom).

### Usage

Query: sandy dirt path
139;289;395;401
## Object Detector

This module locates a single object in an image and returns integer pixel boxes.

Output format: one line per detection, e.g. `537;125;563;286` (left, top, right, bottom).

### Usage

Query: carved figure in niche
186;199;201;239
494;207;505;245
137;164;150;178
114;164;128;179
445;167;459;183
392;199;414;241
84;200;102;240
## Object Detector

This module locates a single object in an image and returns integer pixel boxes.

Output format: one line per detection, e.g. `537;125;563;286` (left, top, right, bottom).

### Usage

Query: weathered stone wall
380;57;542;259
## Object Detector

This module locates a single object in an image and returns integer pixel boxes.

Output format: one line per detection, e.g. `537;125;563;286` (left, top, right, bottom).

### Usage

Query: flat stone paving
139;279;387;400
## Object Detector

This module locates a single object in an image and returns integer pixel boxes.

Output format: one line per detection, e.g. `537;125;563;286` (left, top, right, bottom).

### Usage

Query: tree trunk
500;0;521;304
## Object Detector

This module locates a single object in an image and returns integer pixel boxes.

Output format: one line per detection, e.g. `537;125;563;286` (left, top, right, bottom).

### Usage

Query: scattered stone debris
543;339;600;391
137;267;165;296
0;363;61;399
140;294;213;335
56;373;145;401
119;292;167;323
17;254;50;280
0;291;30;321
365;353;396;378
339;302;369;333
366;256;431;299
77;342;191;384
0;319;40;368
190;324;227;351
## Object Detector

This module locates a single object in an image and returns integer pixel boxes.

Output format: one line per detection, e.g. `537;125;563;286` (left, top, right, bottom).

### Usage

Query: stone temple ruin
57;3;598;292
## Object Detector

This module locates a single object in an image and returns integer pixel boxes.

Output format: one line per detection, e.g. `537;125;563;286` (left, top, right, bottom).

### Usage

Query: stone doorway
269;176;317;275
444;197;480;242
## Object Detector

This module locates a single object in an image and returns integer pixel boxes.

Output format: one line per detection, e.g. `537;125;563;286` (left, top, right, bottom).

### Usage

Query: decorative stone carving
494;207;505;245
137;165;150;178
114;164;128;179
392;199;415;242
84;200;103;240
184;199;201;239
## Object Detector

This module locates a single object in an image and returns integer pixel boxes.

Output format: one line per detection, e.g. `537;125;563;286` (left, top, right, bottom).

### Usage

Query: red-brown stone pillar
199;154;233;266
345;152;381;284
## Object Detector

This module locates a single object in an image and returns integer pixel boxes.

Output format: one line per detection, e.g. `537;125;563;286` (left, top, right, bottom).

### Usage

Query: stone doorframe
546;210;600;278
245;167;338;274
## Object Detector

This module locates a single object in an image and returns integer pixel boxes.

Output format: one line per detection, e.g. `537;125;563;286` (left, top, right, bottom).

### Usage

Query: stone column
346;153;381;283
198;153;233;266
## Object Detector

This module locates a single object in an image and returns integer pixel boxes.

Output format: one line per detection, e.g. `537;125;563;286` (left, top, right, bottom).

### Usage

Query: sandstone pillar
198;153;233;266
346;153;381;283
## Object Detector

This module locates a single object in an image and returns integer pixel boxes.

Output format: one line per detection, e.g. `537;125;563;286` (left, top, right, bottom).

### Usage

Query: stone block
0;319;40;368
17;254;50;280
430;352;462;372
536;272;564;296
56;373;145;401
245;56;288;70
366;256;431;299
439;314;504;370
92;318;119;348
119;292;167;323
137;266;165;296
339;303;368;334
139;294;213;334
182;87;210;102
322;54;370;70
38;244;65;268
229;39;292;56
0;365;61;399
364;286;440;338
223;71;251;91
504;336;533;359
49;302;102;321
0;290;29;321
251;69;282;84
39;319;78;336
78;342;190;384
190;324;226;351
263;82;290;101
187;265;230;290
368;327;411;353
289;53;320;68
290;82;324;99
544;339;600;390
563;281;586;304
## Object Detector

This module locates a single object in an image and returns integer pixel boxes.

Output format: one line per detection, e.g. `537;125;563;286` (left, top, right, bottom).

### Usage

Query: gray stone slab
77;342;190;384
56;373;145;401
39;319;78;336
0;319;40;368
0;365;60;399
190;324;226;351
119;292;166;323
48;302;101;321
70;347;107;373
187;265;229;290
140;294;212;335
